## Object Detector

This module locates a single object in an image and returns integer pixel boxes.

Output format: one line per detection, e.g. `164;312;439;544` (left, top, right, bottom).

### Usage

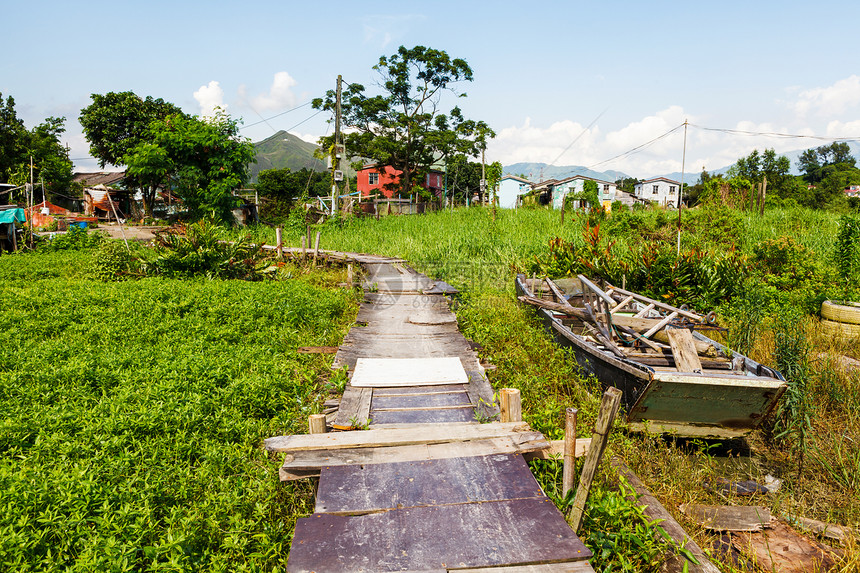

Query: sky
3;0;860;180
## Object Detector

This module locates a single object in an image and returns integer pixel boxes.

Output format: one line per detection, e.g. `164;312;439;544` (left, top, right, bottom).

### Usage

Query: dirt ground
96;224;160;242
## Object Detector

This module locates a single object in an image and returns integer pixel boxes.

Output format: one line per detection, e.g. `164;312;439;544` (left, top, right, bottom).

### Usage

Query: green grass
0;249;358;571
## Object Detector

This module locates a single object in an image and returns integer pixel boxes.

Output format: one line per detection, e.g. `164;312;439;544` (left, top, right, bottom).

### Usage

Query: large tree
312;45;494;197
797;142;860;207
7;116;74;198
0;93;27;183
125;111;255;223
79;91;184;216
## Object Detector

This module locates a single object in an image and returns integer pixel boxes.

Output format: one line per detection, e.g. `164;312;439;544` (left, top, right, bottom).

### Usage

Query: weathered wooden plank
372;391;472;409
731;520;840;572
280;433;550;473
666;328;704;372
331;386;372;429
350;357;469;387
372;404;474;412
523;438;591;460
315;454;545;513
287;498;591;572
264;421;532;452
457;563;595;572
372;384;466;396
680;504;772;531
296;346;339;354
370;407;477;424
612;459;722;573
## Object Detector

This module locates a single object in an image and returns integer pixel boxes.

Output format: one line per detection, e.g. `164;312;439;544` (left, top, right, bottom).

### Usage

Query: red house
356;163;445;199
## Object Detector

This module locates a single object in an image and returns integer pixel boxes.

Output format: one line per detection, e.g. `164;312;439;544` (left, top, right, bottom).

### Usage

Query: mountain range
249;131;326;182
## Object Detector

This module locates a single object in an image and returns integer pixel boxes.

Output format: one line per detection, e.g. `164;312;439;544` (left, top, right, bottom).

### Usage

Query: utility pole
677;120;688;256
29;156;34;248
331;74;343;216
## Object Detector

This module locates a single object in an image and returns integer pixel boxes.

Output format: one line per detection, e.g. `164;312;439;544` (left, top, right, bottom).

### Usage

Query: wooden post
275;227;283;260
568;386;622;532
499;388;522;423
313;230;321;266
562;408;578;498
347;263;354;286
308;414;327;434
301;235;307;262
306;226;311;252
759;176;767;217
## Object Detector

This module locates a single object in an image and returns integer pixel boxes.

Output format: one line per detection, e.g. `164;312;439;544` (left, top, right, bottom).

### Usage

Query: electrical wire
689;123;860;142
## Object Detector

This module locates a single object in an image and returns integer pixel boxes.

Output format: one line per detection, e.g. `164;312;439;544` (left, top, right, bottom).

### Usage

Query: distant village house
634;177;681;207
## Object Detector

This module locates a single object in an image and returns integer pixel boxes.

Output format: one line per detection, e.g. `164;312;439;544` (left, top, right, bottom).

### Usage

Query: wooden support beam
523;438;591;461
642;311;678;339
633;303;655;318
500;388;522;423
563;408;577;498
275;227;283;260
568;387;622;532
610;294;635;314
313;230;321;265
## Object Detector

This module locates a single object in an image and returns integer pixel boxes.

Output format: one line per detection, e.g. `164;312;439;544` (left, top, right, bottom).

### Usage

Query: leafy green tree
728;148;793;199
7;117;74;198
0;93;27;183
80;91;184;216
797;143;860;207
614;177;639;194
125;112;256;223
313;45;494;196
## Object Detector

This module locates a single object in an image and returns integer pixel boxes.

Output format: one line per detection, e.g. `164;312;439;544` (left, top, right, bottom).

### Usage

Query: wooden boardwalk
267;258;595;572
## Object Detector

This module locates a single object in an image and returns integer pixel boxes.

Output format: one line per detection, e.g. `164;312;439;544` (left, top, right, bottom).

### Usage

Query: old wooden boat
516;273;787;439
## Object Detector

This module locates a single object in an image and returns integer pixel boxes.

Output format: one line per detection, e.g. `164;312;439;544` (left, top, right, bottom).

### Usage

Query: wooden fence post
313;230;321;266
500;388;522;423
568;386;622;532
300;235;307;262
562;407;578;498
347;263;354;287
275;227;283;260
308;414;327;434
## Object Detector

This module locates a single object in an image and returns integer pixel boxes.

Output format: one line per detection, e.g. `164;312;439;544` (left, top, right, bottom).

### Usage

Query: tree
797;143;860;207
7;117;74;198
313;45;494;197
614;177;639;194
728;148;794;200
0;93;27;183
125;111;255;223
80;91;184;216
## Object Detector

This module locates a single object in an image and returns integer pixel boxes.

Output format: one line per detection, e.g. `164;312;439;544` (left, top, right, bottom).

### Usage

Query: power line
689;124;860;142
239;101;313;130
588;124;685;170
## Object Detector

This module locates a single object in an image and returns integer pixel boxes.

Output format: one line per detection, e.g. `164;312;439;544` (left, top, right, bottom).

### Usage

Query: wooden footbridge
265;256;596;572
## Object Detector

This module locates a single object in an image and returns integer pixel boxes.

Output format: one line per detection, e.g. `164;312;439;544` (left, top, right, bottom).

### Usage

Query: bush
37;226;105;252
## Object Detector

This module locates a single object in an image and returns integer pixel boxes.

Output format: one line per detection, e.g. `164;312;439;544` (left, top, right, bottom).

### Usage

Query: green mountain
249;131;326;182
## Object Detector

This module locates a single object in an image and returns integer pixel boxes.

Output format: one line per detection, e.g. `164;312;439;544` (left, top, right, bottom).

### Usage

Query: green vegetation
0;242;358;571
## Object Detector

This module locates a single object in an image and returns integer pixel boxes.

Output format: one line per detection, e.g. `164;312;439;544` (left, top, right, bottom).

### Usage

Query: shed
0;206;26;252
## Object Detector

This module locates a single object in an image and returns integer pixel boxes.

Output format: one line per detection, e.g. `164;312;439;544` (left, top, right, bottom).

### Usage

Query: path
267;255;595;572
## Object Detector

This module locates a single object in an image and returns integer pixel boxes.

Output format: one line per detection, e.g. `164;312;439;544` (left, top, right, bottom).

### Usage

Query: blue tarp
0;208;26;224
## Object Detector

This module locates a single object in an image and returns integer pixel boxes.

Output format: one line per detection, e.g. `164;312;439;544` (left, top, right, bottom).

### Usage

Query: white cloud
292;132;320;145
239;71;298;113
792;75;860;117
194;80;227;117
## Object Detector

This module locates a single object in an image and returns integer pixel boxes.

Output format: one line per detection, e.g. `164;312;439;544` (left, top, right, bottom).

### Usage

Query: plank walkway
273;258;595;572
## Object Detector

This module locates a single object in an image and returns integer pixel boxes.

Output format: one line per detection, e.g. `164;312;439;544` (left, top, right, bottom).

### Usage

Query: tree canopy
313;45;495;197
79;91;185;216
0;93;73;199
797;143;860;208
125;112;256;223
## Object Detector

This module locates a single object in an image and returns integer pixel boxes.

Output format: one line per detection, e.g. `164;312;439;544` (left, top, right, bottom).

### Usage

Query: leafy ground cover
0;246;358;571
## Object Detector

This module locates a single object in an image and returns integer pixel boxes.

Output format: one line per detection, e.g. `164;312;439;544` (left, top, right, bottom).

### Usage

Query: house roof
554;174;615;186
501;175;532;184
637;177;681;185
73;171;126;186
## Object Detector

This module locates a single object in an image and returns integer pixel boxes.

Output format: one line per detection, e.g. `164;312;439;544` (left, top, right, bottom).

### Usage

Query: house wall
634;179;680;207
550;178;617;209
498;177;531;208
357;166;445;199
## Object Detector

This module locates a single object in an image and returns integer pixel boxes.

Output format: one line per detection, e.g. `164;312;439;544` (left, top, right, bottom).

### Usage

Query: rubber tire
821;318;860;339
821;300;860;325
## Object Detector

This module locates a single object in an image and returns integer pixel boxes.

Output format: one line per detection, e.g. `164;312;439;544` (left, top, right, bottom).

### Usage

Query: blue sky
3;0;860;179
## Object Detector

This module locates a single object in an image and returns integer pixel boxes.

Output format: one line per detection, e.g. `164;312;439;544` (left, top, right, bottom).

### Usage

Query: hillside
250;131;325;182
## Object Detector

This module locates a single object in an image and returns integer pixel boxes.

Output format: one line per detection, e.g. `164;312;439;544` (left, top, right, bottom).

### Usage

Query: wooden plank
297;346;339;354
350;357;469;387
264;421;533;452
633;302;656;318
642;311;678;338
287;498;592;573
370;407;477;424
372;391;472;409
280;433;550;474
680;504;772;531
457;563;594;572
331;386;371;430
372;404;475;412
612;459;722;573
666;328;703;372
732;520;840;572
372;384;466;396
523;438;591;460
315;454;545;513
610;295;636;314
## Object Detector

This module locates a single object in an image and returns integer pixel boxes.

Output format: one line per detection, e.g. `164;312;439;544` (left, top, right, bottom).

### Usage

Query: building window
368;172;379;185
669;186;676;194
652;185;659;194
603;184;610;192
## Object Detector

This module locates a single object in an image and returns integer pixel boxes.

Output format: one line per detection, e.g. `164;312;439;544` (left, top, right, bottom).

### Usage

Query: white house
634;177;681;207
497;175;533;208
550;175;617;210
